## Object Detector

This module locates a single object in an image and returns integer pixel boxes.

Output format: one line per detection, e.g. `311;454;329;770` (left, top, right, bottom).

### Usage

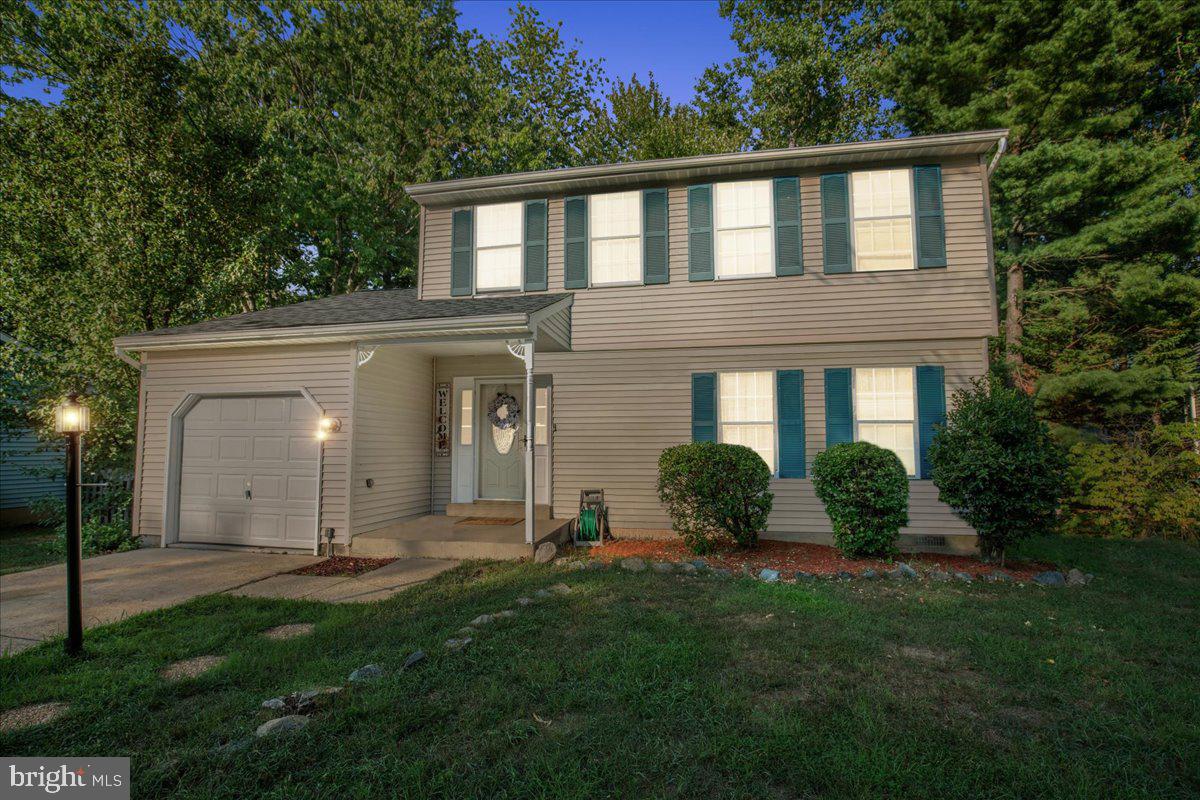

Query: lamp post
55;393;90;656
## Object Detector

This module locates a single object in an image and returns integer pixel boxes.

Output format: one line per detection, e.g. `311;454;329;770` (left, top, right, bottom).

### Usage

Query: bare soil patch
590;539;1051;580
290;556;396;577
161;655;227;681
263;623;316;640
0;702;70;732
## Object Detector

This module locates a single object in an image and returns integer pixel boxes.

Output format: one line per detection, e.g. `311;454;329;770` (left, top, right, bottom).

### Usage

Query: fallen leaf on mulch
290;556;396;577
588;539;1050;580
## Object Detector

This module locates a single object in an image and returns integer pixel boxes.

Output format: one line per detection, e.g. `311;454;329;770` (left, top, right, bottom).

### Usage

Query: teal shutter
824;368;853;446
563;196;588;289
450;208;473;296
776;370;805;477
687;184;714;281
821;173;851;274
523;200;548;291
643;188;669;285
691;372;717;442
913;165;947;268
916;365;946;478
773;177;803;276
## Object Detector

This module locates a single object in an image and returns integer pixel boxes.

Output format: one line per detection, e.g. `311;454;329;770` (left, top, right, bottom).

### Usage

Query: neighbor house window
459;389;473;446
475;202;523;290
719;370;775;471
714;180;773;278
535;387;549;446
589;191;641;285
851;169;914;271
854;367;916;475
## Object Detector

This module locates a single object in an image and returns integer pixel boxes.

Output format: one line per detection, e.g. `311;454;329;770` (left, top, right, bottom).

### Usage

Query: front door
477;382;524;500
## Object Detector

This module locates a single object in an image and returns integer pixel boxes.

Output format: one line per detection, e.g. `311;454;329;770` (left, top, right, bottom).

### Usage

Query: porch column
508;339;536;546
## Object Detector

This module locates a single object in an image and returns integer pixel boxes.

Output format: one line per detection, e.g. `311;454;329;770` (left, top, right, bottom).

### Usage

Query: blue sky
2;1;737;106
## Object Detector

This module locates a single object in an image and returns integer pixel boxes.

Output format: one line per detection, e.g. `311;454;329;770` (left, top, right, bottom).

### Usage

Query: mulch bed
290;556;396;577
588;539;1052;580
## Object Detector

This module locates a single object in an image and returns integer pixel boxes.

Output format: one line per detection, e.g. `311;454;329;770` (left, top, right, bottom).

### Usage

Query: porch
350;501;573;560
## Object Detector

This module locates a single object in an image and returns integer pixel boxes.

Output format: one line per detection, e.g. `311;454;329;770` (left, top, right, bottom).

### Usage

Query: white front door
477;382;524;500
178;396;318;548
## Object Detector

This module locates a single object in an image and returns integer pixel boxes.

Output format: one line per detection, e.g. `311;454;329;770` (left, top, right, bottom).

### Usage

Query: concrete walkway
227;558;459;604
0;547;319;655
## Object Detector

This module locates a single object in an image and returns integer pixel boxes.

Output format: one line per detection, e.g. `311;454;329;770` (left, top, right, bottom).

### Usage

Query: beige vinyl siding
535;338;985;541
350;347;433;534
419;157;997;349
134;343;354;545
431;354;523;513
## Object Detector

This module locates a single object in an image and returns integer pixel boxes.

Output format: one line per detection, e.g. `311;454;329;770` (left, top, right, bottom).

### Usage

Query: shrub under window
811;441;909;558
657;442;774;554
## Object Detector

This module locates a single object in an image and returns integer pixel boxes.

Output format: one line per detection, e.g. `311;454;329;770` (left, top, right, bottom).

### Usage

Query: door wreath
487;393;521;430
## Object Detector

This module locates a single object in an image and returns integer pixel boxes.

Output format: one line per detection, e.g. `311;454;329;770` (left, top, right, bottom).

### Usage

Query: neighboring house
113;130;1007;557
0;333;63;526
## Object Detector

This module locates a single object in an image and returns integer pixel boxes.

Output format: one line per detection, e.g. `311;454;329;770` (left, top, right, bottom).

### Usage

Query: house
1;332;64;527
113;130;1007;558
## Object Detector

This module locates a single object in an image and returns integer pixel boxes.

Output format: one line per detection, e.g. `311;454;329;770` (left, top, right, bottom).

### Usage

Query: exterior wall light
316;417;341;440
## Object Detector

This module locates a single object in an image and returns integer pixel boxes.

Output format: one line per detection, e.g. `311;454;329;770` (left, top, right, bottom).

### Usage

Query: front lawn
0;524;61;575
1;536;1196;799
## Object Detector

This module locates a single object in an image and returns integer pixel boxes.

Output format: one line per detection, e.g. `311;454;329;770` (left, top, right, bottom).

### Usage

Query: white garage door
178;396;318;548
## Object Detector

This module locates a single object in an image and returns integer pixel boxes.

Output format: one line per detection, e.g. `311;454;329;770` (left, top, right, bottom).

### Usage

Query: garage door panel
178;394;317;549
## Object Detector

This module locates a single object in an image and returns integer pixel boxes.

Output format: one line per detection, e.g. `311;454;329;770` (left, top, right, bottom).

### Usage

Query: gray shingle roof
120;288;571;341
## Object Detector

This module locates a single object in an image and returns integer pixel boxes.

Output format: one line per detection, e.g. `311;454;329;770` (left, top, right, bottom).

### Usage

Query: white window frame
715;369;778;475
474;202;524;293
848;168;917;273
852;366;918;477
588;191;643;287
713;180;775;280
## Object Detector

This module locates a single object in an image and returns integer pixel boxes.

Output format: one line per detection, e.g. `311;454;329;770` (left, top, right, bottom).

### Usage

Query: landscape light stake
55;393;90;656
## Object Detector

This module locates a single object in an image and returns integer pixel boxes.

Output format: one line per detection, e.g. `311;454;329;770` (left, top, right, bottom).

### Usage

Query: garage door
178;396;318;548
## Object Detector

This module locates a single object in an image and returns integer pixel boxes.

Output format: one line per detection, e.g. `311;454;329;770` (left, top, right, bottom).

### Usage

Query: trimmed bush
657;442;774;554
929;378;1065;563
811;442;909;558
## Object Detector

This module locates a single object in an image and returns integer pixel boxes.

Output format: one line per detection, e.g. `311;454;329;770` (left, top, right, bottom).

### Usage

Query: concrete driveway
0;547;319;655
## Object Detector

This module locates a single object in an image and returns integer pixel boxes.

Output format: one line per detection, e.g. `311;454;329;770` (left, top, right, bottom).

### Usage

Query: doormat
457;517;523;526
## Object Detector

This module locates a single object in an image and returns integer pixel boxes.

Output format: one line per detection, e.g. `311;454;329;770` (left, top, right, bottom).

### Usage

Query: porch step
350;515;572;561
445;500;553;520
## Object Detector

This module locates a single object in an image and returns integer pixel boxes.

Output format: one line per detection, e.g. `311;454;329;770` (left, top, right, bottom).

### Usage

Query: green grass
1;536;1197;799
0;524;61;575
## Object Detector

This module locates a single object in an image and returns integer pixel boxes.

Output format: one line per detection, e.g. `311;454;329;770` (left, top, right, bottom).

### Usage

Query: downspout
507;338;536;547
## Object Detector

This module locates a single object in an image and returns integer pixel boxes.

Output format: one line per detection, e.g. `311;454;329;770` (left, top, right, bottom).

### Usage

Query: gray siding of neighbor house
133;343;355;545
350;346;433;535
426;338;985;546
419;156;998;348
0;428;63;510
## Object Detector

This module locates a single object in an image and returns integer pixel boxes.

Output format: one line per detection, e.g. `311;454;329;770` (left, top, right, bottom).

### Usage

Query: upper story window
719;370;776;471
589;191;641;285
854;367;916;475
475;202;523;290
851;169;913;271
714;180;773;278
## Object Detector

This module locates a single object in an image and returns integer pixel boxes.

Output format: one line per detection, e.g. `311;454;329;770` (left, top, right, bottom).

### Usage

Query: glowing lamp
55;394;90;434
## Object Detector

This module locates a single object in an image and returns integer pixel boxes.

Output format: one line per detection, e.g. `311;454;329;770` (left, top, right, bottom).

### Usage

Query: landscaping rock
255;715;309;738
534;542;557;563
402;650;426;670
348;664;383;683
620;557;646;572
493;609;517;618
1066;568;1089;587
954;571;974;583
1033;571;1066;587
759;568;781;582
983;570;1013;583
444;636;472;651
297;687;342;705
563;560;587;571
212;736;255;755
836;571;855;581
711;568;732;578
651;561;674;573
470;614;494;627
516;596;534;606
929;570;952;582
794;571;815;581
896;562;919;579
677;562;698;574
534;589;552;599
0;702;70;733
585;560;608;571
261;697;286;711
861;569;879;580
691;559;708;570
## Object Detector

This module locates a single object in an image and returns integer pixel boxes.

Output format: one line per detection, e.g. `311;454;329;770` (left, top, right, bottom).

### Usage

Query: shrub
929;378;1065;563
1061;422;1199;541
811;442;908;558
657;442;774;554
